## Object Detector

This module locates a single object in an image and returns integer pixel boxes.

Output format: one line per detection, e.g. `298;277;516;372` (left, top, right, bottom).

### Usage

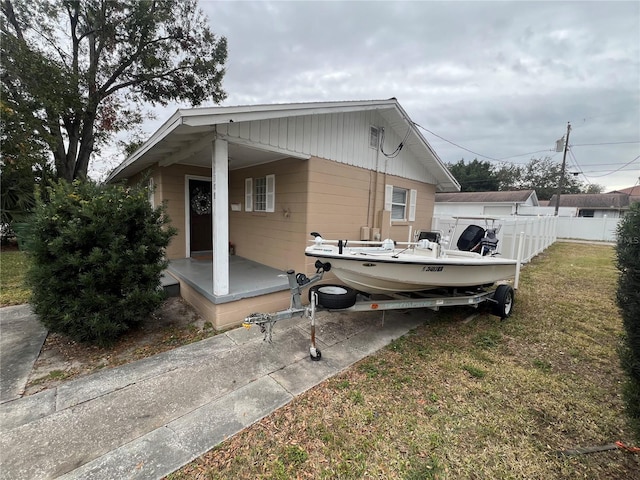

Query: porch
167;254;290;304
165;254;294;330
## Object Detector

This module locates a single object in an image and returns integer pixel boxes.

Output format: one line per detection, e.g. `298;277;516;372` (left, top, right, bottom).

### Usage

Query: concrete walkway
0;305;48;403
0;306;426;479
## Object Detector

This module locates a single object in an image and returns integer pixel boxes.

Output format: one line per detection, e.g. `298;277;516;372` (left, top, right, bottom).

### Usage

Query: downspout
371;127;382;229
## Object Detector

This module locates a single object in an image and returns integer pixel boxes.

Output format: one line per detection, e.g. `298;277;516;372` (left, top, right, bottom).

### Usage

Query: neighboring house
608;185;640;206
107;99;460;328
546;193;634;218
434;190;539;217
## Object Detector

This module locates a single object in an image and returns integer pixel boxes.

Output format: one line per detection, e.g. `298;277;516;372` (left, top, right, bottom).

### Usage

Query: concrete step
160;271;180;297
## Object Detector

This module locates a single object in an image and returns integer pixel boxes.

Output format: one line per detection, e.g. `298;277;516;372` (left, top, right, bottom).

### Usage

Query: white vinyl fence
555;216;619;242
431;215;558;263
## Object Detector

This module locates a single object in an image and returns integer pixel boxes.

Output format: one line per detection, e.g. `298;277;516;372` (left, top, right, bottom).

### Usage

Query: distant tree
1;0;227;181
584;183;605;194
512;157;584;200
446;159;500;192
495;163;522;191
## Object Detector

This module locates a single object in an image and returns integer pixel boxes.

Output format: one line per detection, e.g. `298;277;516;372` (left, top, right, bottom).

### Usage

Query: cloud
100;0;638;190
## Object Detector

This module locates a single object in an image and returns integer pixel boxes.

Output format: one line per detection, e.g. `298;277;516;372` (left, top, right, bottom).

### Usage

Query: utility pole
554;122;571;216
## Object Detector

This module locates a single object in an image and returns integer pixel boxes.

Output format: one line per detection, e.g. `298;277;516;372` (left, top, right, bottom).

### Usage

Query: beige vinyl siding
304;157;436;276
229;158;310;274
158;164;211;259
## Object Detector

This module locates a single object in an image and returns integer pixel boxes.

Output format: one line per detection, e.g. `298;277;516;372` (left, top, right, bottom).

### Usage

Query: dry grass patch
167;243;639;479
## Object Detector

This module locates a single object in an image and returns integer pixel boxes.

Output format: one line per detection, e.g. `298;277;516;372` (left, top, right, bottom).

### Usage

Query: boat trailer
243;260;515;361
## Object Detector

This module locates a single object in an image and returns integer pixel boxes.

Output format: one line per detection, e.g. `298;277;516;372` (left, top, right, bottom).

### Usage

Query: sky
98;0;640;192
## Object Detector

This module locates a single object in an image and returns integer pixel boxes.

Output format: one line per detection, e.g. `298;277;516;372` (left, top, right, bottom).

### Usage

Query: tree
490;156;587;200
584;183;605;194
0;100;52;240
1;0;227;181
24;179;177;346
446;159;500;192
513;157;584;200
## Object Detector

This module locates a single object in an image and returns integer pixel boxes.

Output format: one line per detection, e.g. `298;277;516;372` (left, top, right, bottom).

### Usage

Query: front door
189;179;213;253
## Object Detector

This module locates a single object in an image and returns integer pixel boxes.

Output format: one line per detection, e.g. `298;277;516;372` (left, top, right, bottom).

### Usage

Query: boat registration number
422;266;444;272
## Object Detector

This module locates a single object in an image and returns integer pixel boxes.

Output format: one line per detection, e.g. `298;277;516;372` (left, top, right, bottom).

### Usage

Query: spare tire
308;284;358;309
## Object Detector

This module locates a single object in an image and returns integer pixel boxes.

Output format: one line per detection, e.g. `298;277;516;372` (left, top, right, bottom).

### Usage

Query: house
433;190;539;217
546;193;634;218
107;99;460;329
608;186;640;205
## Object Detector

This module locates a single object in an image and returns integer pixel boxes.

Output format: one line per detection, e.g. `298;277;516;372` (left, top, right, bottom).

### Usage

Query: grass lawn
0;250;31;306
166;243;639;479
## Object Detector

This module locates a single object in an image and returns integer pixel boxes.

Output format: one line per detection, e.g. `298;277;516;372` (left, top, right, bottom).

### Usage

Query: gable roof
106;99;460;191
547;193;631;209
435;190;538;205
608;185;640;196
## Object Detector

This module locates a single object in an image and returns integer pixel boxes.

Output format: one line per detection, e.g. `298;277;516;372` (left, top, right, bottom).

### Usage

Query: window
391;187;407;220
255;177;267;211
245;174;275;212
385;185;417;222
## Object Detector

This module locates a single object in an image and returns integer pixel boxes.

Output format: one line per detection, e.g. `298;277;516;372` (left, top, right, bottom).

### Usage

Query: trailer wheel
492;285;514;319
309;284;357;309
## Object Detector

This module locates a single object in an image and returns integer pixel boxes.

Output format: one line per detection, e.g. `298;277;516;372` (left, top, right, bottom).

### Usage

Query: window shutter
384;184;393;211
409;189;417;221
266;174;275;212
245;178;253;212
148;178;155;208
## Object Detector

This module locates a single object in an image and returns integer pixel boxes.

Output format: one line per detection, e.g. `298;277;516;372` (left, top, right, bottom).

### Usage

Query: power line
413;122;640;171
581;155;640;178
413;122;500;161
572;141;640;147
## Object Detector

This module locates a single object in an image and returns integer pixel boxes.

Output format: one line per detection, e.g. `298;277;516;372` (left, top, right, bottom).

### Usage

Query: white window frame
245;174;275;213
385;184;417;222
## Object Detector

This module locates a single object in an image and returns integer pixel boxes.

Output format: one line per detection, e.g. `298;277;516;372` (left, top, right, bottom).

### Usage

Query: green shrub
616;202;640;439
24;179;176;346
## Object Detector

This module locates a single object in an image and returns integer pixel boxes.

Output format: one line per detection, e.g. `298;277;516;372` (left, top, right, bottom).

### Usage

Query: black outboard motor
456;225;486;251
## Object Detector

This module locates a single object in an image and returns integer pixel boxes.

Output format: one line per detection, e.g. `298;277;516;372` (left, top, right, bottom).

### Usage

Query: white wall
519;206;577;217
433;204;485;216
556;216;619;242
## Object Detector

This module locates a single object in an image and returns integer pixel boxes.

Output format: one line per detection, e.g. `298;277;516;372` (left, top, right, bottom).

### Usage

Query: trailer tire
492;285;514;319
309;284;357;309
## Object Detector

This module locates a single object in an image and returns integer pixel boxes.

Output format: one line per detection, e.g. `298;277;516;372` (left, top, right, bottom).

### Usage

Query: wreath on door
191;188;212;215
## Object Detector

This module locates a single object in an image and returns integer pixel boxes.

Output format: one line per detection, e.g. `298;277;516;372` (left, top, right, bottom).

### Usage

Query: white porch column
212;138;229;296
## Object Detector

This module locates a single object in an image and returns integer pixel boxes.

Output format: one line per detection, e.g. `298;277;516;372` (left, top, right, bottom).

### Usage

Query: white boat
304;221;518;294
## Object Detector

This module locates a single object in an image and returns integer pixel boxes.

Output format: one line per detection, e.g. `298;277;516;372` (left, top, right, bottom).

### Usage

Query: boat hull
305;250;517;294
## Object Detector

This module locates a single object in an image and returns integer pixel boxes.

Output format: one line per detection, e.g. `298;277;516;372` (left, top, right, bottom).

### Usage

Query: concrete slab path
0;307;427;479
0;305;48;403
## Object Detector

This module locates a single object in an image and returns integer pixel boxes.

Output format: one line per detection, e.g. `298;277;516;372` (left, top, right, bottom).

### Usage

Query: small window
391;187;408;220
385;185;417;222
254;177;267;212
245;174;275;213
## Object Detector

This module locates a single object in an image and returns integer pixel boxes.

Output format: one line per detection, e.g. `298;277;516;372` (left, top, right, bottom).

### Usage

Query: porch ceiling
131;124;288;173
